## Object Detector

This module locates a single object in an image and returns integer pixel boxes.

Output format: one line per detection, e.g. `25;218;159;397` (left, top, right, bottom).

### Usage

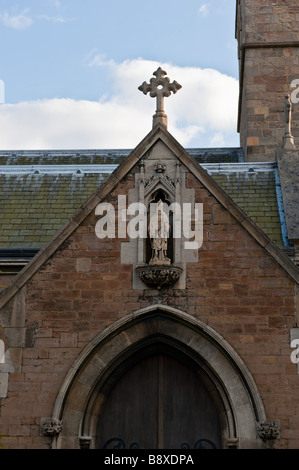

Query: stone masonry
236;0;299;161
0;127;298;448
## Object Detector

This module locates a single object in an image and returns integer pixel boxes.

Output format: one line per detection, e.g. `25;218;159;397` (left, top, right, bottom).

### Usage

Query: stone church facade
0;1;299;450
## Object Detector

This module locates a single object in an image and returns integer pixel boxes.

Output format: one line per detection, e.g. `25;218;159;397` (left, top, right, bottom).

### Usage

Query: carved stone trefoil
41;418;63;437
256;420;281;441
136;265;183;289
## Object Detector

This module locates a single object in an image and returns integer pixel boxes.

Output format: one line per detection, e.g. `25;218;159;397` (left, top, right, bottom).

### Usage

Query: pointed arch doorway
52;305;266;449
96;346;222;449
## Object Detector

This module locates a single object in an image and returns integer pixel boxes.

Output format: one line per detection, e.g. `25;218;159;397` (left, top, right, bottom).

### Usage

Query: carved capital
41;418;63;437
256;420;281;441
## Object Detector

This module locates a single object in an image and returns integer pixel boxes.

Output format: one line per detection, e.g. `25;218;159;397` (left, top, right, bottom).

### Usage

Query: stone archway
51;305;266;449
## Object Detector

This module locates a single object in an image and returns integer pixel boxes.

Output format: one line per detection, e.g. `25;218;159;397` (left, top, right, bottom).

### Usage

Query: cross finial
138;67;182;129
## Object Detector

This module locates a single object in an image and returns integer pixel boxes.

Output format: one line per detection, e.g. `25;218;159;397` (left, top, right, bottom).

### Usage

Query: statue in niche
148;199;171;265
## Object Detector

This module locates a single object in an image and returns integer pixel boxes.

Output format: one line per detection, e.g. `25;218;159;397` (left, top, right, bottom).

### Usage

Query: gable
0;124;298;309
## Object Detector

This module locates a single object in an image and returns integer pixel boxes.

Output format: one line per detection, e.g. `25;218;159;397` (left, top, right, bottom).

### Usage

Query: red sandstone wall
236;0;299;161
0;169;298;448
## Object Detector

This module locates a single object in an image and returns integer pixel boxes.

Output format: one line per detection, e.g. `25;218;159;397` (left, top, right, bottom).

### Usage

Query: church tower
236;0;299;161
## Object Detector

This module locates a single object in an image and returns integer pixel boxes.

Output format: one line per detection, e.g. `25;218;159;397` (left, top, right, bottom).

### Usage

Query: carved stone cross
138;67;182;128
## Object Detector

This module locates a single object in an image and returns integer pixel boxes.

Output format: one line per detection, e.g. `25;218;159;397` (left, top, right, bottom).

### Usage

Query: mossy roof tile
0;150;284;249
0;172;107;248
209;168;283;246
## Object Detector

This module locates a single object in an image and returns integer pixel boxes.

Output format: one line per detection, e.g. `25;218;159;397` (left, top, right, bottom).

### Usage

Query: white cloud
87;51;115;68
210;133;225;147
0;9;33;30
37;14;75;23
0;58;239;150
0;6;74;30
50;0;62;8
198;4;209;17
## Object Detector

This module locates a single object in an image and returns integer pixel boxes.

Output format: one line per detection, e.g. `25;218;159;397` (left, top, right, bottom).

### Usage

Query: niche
145;189;174;265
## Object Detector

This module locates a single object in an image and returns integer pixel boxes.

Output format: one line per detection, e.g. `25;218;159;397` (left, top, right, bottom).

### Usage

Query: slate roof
205;162;285;247
0;147;291;268
0;172;109;249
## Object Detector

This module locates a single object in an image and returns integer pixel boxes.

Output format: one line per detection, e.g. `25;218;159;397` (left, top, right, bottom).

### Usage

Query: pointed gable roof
0;123;298;309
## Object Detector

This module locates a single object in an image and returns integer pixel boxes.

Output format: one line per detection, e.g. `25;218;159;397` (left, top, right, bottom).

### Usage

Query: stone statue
149;200;171;265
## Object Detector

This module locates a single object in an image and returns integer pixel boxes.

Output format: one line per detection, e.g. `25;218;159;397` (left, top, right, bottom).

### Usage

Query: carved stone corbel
136;265;183;289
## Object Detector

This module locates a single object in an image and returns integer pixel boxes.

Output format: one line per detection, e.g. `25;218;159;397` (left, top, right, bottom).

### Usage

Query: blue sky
0;0;240;150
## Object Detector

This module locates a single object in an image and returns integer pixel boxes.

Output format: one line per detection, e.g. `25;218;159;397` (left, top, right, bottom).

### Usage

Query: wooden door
97;353;222;449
